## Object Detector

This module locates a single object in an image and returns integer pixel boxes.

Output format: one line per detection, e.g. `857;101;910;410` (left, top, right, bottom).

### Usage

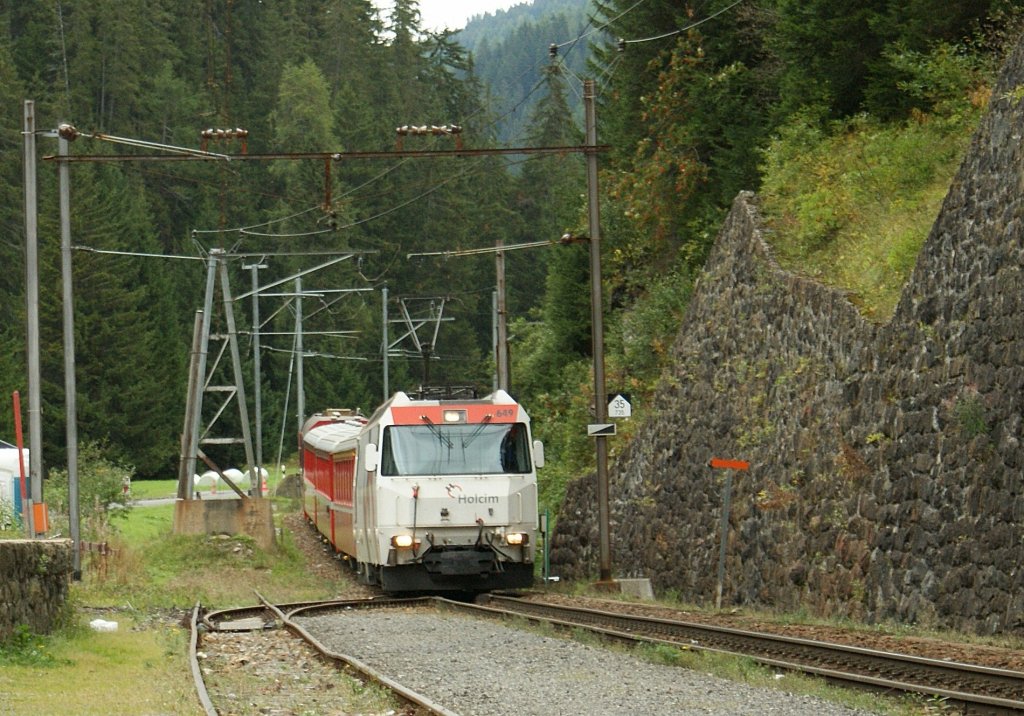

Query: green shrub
759;44;984;320
47;441;134;538
0;625;71;668
955;396;988;437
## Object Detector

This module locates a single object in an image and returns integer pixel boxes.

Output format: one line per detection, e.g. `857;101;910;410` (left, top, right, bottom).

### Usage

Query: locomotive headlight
505;532;527;546
391;534;415;548
443;409;467;423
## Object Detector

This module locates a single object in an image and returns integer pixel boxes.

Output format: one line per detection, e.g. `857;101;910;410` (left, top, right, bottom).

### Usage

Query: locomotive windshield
380;422;532;476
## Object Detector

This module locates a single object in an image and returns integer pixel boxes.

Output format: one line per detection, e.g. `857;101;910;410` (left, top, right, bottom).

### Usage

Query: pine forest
0;0;1021;521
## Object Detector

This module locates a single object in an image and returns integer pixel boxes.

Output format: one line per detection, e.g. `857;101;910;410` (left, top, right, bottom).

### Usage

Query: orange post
32;502;49;534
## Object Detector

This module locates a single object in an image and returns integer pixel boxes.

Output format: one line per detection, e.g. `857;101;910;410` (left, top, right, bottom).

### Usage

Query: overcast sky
373;1;525;32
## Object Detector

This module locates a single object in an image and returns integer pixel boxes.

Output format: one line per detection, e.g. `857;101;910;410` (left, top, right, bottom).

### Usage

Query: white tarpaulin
0;446;29;506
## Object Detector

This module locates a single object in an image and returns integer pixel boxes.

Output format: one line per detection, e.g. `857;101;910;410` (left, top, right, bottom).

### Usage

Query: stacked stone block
0;540;73;639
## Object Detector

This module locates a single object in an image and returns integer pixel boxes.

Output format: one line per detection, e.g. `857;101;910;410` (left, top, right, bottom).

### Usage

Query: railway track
192;595;454;716
467;594;1024;714
191;594;1024;715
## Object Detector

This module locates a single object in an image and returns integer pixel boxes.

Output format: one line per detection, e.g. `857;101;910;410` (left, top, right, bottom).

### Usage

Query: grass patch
0;614;195;715
6;498;341;713
758;40;994;321
759;109;979;321
0;624;73;668
126;478;178;500
75;500;339;610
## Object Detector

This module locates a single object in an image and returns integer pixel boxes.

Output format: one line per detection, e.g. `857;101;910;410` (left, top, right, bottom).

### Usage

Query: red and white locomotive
301;390;543;592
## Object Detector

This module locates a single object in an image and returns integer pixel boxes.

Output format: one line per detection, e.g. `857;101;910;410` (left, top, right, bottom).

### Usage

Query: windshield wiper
460;414;492;449
419;415;453;449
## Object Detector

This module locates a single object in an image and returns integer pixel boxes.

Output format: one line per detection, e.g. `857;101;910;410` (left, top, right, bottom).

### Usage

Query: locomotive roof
303;418;365;452
365;390;521;424
300;408;363;438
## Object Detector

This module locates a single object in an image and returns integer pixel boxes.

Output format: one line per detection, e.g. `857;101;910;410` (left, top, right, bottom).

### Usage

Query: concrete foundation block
173;497;276;550
617;578;655;600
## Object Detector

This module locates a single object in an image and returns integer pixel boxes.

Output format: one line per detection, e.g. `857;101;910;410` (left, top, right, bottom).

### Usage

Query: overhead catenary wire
48;73;608;291
47;20;602;244
550;0;650;51
238;160;481;239
546;0;739;96
49;138;603;249
192;205;321;235
620;0;745;46
542;0;652;102
184;147;563;245
260;344;370;361
408;237;574;260
71;246;205;261
192;158;415;236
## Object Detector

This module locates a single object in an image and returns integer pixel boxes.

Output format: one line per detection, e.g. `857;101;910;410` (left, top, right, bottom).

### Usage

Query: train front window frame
379;422;532;476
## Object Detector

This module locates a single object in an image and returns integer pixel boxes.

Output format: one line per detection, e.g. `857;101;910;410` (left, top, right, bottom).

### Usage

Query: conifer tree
36;162;185;476
0;27;28;440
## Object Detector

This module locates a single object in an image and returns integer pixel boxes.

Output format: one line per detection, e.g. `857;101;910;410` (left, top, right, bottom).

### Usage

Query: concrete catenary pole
496;239;510;392
22;100;39;537
58;132;81;576
295;277;305;435
492;290;498;394
382;286;389;401
245;262;267;473
584;79;613;584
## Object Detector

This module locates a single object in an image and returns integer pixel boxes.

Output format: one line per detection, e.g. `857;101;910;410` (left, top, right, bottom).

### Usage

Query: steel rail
253;592;458;716
200;594;1024;713
188;603;218;716
462;595;1024;713
202;596;425;630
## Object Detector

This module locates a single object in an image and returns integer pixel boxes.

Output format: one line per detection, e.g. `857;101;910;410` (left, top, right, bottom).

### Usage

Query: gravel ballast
297;608;875;716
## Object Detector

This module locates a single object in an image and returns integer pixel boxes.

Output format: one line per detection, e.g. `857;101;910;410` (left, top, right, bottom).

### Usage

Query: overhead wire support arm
52;123;232;160
226;250;378;259
407;238;561;259
233;255;357;302
43;144;610;164
250;330;359;337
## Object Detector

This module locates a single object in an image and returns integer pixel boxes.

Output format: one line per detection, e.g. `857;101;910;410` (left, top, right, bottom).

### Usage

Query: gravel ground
198;513;1016;715
296;608;875;716
199;628;413;716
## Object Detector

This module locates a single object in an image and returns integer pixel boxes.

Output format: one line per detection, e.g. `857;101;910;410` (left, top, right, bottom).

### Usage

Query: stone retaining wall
0;539;73;639
550;36;1024;635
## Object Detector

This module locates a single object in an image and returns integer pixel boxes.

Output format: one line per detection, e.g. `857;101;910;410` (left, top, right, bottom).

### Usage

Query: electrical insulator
549;43;558;59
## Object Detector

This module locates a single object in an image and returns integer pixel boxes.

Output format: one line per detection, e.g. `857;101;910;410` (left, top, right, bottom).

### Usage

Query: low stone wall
0;539;73;640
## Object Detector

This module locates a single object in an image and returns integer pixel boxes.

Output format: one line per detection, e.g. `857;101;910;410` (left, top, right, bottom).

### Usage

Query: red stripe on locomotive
390;404;519;424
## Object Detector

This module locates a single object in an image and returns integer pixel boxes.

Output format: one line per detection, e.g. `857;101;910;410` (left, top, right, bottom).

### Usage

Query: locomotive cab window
380;422;532;476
